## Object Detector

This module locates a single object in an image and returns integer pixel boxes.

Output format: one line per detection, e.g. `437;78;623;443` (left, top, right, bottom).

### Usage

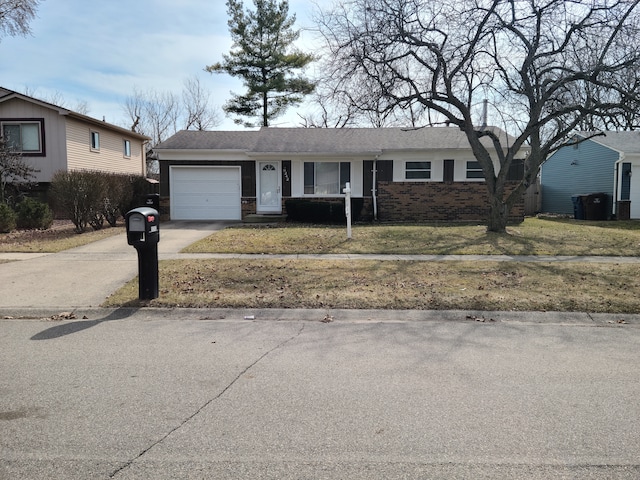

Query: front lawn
103;258;640;313
183;217;640;256
103;217;640;313
0;221;124;253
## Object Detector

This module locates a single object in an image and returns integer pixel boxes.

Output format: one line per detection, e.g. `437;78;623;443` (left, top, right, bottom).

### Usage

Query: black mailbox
125;207;160;300
126;207;159;246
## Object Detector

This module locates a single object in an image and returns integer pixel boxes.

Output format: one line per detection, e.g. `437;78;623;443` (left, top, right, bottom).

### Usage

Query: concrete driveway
0;221;229;310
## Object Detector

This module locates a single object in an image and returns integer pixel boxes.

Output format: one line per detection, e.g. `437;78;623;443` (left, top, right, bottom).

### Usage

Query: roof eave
66;112;150;141
247;150;384;157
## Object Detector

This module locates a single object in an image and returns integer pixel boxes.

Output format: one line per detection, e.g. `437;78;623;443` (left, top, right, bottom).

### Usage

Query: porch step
243;214;288;224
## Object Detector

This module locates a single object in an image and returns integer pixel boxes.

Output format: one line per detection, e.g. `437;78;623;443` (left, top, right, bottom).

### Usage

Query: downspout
614;152;626;217
372;155;379;221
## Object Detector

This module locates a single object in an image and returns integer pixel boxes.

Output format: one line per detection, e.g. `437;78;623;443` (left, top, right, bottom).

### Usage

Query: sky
0;0;321;131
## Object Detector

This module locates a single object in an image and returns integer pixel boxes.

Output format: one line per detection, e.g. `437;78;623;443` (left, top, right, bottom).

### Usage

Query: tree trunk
486;196;509;233
262;91;268;127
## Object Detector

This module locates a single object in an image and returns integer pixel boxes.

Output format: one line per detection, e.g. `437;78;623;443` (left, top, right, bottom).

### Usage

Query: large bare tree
315;0;640;232
0;0;40;41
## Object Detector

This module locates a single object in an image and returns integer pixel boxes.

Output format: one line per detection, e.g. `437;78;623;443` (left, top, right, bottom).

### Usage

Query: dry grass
103;258;640;313
0;221;124;253
184;218;640;256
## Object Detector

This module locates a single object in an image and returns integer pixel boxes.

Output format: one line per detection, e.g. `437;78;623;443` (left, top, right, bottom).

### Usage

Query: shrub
0;203;17;233
50;170;107;233
285;198;364;223
15;197;53;230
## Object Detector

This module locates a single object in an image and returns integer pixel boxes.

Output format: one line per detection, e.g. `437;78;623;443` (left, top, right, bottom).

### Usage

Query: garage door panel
171;167;242;220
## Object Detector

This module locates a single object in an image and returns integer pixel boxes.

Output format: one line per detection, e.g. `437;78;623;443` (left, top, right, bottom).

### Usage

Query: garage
170;166;241;220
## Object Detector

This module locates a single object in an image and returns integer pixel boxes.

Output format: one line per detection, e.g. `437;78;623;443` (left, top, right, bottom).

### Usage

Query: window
123;139;131;157
405;161;431;180
90;131;100;151
466;161;484;179
1;121;42;154
304;162;350;195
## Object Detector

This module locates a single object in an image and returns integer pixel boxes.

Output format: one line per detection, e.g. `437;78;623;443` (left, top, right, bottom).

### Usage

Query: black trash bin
583;193;608;220
572;195;586;220
143;193;160;211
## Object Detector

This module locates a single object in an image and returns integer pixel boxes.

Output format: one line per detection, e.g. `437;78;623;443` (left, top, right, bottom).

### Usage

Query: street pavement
1;312;639;479
1;222;640;478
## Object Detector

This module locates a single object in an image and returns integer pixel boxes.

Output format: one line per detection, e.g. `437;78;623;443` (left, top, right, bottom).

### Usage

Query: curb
2;307;639;326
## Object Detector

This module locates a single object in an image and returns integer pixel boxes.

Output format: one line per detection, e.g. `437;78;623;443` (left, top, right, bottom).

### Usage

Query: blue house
541;132;640;219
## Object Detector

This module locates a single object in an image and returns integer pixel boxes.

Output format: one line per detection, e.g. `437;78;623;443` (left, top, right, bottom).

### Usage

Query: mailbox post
125;207;160;300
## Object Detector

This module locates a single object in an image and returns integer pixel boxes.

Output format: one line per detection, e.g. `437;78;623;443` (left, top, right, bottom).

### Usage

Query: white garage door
170;166;241;220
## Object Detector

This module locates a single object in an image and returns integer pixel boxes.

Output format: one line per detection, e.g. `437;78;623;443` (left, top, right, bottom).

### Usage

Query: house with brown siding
0;87;148;190
154;127;529;223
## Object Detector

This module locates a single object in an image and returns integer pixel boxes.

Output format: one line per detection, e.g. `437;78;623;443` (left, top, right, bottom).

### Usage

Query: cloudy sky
0;0;320;130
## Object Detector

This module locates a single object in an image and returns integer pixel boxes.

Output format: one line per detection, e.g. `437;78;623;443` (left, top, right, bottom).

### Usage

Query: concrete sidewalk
0;222;228;310
1;220;639;313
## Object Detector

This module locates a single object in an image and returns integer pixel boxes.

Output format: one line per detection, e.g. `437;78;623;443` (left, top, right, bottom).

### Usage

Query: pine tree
206;0;316;127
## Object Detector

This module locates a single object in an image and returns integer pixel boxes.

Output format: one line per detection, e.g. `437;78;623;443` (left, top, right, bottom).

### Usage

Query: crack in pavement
109;322;306;478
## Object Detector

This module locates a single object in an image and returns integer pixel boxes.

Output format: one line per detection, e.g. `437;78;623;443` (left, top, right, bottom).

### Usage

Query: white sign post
343;182;352;239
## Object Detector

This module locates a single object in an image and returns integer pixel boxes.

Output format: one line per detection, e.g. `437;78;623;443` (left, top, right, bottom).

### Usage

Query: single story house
541;131;640;219
0;87;149;191
154;127;529;222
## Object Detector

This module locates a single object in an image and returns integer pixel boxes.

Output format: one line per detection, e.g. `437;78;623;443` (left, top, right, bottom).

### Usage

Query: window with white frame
304;162;350;195
405;161;431;179
90;131;100;151
1;121;43;154
466;161;484;179
123;139;131;157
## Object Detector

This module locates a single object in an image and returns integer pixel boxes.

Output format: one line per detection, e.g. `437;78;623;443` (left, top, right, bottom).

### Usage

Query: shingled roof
578;131;640;154
155;126;515;155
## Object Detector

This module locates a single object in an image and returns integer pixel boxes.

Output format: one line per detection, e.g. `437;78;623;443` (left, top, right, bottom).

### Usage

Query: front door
257;161;282;213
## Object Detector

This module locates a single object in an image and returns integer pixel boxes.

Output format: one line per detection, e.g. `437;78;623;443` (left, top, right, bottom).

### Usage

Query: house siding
0;97;67;182
541;140;618;215
66;118;145;175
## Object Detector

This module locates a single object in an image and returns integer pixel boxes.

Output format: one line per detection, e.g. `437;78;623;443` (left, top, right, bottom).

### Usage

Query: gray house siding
541;139;618;215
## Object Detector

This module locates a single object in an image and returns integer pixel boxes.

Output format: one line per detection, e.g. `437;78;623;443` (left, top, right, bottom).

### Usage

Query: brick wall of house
375;182;525;222
242;198;256;218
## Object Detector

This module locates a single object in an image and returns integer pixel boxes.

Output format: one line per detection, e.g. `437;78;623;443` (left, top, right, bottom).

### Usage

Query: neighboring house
0;87;149;192
154;127;529;222
541;131;640;219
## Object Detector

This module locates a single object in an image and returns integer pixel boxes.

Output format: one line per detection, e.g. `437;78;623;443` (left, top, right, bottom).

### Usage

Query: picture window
304;162;350;195
1;121;43;154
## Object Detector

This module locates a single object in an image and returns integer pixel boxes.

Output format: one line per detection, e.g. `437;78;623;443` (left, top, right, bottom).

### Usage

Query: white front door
257;161;282;213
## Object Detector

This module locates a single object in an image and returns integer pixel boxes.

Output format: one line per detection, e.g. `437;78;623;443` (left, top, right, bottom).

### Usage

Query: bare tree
315;0;640;232
182;75;221;131
125;87;180;148
125;80;221;145
124;80;221;177
0;0;40;41
21;87;91;115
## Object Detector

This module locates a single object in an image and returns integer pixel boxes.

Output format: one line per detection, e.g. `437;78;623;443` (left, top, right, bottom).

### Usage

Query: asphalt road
1;311;639;479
